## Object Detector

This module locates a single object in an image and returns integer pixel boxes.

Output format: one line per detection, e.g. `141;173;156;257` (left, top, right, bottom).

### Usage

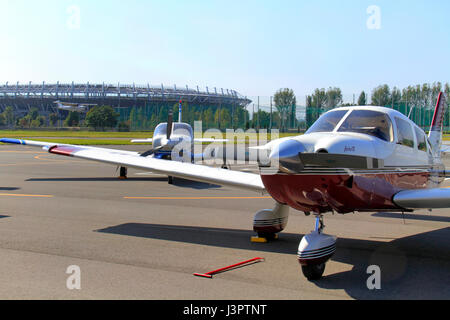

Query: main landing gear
252;205;336;280
119;167;128;179
251;203;289;243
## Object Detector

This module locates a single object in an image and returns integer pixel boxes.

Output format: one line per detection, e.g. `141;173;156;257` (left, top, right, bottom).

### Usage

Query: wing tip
0;138;25;145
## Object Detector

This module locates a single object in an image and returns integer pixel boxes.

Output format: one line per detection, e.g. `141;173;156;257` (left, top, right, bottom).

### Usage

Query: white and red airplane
2;92;449;280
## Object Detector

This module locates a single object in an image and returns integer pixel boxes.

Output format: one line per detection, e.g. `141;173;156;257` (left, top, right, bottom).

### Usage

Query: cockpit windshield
337;110;393;142
306;110;348;134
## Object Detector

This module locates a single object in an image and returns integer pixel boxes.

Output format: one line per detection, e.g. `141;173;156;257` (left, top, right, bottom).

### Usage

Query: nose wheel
297;214;336;281
301;263;326;281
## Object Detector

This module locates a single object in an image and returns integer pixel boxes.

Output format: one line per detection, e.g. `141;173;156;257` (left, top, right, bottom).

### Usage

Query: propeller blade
167;109;173;139
140;146;164;157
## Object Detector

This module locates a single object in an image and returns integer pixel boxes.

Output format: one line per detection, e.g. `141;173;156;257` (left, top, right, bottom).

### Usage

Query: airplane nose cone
269;139;306;160
269;139;306;173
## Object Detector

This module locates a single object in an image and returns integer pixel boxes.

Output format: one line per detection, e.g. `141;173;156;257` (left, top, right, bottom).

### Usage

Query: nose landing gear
297;214;336;280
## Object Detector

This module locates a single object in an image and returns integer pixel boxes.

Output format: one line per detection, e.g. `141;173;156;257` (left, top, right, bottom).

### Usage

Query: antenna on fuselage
407;105;415;119
178;100;182;123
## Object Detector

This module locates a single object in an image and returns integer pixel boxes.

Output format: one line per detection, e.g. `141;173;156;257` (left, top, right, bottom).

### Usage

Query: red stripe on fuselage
261;171;432;214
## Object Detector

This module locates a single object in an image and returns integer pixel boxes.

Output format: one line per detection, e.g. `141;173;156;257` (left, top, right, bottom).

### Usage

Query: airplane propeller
166;108;173;140
140;108;174;158
140;145;164;157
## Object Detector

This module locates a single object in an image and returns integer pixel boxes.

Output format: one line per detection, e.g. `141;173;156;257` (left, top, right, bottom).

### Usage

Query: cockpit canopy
306;109;394;142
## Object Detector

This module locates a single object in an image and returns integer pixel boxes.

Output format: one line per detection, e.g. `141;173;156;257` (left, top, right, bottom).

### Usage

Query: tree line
247;88;298;132
1;82;448;131
0;105;120;130
305;82;450;128
127;102;249;131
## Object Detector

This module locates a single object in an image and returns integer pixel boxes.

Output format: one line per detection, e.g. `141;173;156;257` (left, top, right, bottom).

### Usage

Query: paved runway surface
0;144;449;299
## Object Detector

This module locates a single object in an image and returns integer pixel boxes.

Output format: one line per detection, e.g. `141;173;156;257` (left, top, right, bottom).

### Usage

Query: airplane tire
257;232;278;241
119;167;127;179
301;263;326;281
168;176;173;184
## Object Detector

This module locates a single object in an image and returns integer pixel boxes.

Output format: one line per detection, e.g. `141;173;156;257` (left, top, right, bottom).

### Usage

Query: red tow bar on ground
193;257;265;279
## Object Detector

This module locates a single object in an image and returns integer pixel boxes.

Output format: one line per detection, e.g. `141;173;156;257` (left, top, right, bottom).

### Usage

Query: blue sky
0;0;449;103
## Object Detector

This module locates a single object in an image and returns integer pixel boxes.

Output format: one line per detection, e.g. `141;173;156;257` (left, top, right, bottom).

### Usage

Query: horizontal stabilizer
441;145;450;154
131;139;153;143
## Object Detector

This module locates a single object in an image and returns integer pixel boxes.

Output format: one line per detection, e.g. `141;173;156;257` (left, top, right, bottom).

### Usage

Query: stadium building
0;82;252;129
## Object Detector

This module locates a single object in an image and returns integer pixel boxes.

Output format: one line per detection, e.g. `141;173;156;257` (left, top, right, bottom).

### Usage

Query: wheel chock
251;234;278;243
251;236;268;243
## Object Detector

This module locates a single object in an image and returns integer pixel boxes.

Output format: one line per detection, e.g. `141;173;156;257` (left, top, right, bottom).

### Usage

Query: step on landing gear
251;203;289;243
297;214;336;280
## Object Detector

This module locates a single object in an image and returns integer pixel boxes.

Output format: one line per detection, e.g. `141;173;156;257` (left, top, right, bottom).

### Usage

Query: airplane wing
1;138;265;192
393;188;450;209
54;101;78;107
0;138;140;156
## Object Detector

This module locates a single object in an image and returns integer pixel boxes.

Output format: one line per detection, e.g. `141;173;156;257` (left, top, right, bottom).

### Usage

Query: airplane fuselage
259;106;445;214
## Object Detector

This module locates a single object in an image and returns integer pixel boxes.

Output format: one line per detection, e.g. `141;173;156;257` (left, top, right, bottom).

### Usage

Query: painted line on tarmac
0;193;54;198
0;151;46;154
124;196;272;200
0;150;82;166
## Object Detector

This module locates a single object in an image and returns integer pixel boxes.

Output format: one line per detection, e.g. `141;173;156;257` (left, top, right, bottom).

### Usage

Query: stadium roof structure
0;81;251;107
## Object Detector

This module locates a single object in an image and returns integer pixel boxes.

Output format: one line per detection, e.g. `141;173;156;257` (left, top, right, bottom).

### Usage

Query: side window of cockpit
414;126;427;152
395;117;415;148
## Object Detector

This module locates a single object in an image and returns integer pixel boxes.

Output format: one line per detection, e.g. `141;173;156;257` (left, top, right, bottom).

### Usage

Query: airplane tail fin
428;92;447;156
